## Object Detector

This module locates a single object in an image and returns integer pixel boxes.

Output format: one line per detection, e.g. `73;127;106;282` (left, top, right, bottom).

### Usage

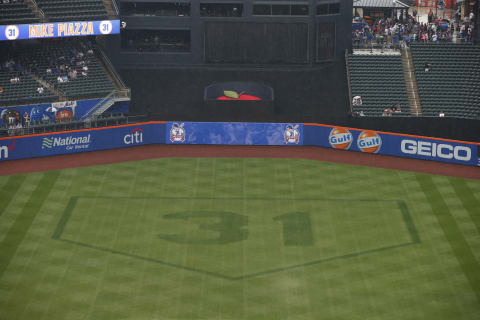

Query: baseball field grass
0;157;479;320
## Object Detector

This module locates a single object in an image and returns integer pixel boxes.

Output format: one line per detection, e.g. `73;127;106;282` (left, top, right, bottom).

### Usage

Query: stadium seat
0;2;38;24
410;43;480;119
348;54;410;117
35;0;108;22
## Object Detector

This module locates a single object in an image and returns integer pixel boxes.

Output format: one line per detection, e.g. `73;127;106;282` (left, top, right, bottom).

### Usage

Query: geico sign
401;140;471;161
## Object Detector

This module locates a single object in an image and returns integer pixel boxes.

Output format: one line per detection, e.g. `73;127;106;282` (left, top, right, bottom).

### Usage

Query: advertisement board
0;122;163;162
166;122;303;145
0;121;478;167
304;124;479;167
1;98;129;126
1;20;120;41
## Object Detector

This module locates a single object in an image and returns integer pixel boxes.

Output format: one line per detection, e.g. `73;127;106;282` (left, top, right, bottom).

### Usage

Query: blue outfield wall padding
0;121;478;166
0;122;164;162
304;124;479;167
166;122;303;145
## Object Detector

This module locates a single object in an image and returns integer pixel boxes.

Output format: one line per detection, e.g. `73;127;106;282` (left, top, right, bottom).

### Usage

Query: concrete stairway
102;0;118;18
94;47;130;98
30;73;67;101
25;0;45;22
401;48;422;116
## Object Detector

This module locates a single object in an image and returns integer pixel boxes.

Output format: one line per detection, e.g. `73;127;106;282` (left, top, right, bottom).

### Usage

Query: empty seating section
0;2;38;24
410;43;480;119
36;0;107;22
348;54;410;116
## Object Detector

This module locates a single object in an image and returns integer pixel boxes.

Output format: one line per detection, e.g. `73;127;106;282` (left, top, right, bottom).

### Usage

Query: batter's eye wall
204;22;309;64
106;0;352;67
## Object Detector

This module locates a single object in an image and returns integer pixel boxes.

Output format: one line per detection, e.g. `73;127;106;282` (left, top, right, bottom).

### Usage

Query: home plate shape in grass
53;196;420;280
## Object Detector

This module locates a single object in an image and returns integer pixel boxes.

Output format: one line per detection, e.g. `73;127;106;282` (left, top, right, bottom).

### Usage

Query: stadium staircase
25;0;45;22
81;47;130;120
410;43;480;118
401;48;422;116
102;0;117;18
347;52;410;116
29;72;66;101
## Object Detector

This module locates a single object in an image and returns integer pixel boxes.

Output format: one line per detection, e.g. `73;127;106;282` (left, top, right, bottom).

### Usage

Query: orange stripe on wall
304;123;480;146
0;121;165;141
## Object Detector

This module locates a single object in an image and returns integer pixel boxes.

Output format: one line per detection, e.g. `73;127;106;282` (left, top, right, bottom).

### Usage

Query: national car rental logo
42;137;53;149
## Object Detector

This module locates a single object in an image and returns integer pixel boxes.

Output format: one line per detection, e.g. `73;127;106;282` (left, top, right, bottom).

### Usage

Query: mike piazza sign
1;20;120;41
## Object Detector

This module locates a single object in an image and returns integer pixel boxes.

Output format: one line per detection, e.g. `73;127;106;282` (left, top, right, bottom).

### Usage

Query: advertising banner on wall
166;122;303;145
304;124;479;167
0;122;163;162
1;20;120;41
1;98;130;127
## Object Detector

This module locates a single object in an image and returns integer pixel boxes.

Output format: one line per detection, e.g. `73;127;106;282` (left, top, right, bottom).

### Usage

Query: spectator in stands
46;68;52;74
439;111;445;117
394;104;402;113
0;87;3;94
23;112;30;127
359;111;365;117
424;62;431;72
37;87;44;94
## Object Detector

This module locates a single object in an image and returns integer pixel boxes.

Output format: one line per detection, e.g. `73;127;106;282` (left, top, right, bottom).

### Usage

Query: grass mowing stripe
0;171;59;278
416;174;480;304
52;197;78;239
450;179;480;235
0;175;26;218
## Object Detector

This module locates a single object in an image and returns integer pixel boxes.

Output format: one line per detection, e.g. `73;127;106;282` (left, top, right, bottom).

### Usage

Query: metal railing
81;90;118;120
345;50;353;115
96;46;130;93
31;0;45;20
0;114;147;137
111;0;119;15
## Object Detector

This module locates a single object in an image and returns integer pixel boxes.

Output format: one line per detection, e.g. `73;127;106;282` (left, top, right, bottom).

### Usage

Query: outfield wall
0;121;478;167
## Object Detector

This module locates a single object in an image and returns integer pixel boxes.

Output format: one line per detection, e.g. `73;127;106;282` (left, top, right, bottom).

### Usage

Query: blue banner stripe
0;20;120;41
0;122;478;167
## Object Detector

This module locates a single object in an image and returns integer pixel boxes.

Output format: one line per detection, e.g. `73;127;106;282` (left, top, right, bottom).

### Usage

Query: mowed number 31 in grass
158;211;314;246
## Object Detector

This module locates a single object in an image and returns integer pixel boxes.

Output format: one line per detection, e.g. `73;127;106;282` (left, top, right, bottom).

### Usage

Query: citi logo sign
401;140;471;161
0;140;16;160
124;128;143;145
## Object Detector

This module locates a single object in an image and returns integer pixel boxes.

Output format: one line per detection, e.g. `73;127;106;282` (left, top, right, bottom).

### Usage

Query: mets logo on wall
170;123;186;143
328;127;353;150
284;124;300;144
357;131;382;153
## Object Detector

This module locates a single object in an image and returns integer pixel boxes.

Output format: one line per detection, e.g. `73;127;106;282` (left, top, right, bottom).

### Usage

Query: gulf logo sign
357;131;382;153
329;127;353;150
